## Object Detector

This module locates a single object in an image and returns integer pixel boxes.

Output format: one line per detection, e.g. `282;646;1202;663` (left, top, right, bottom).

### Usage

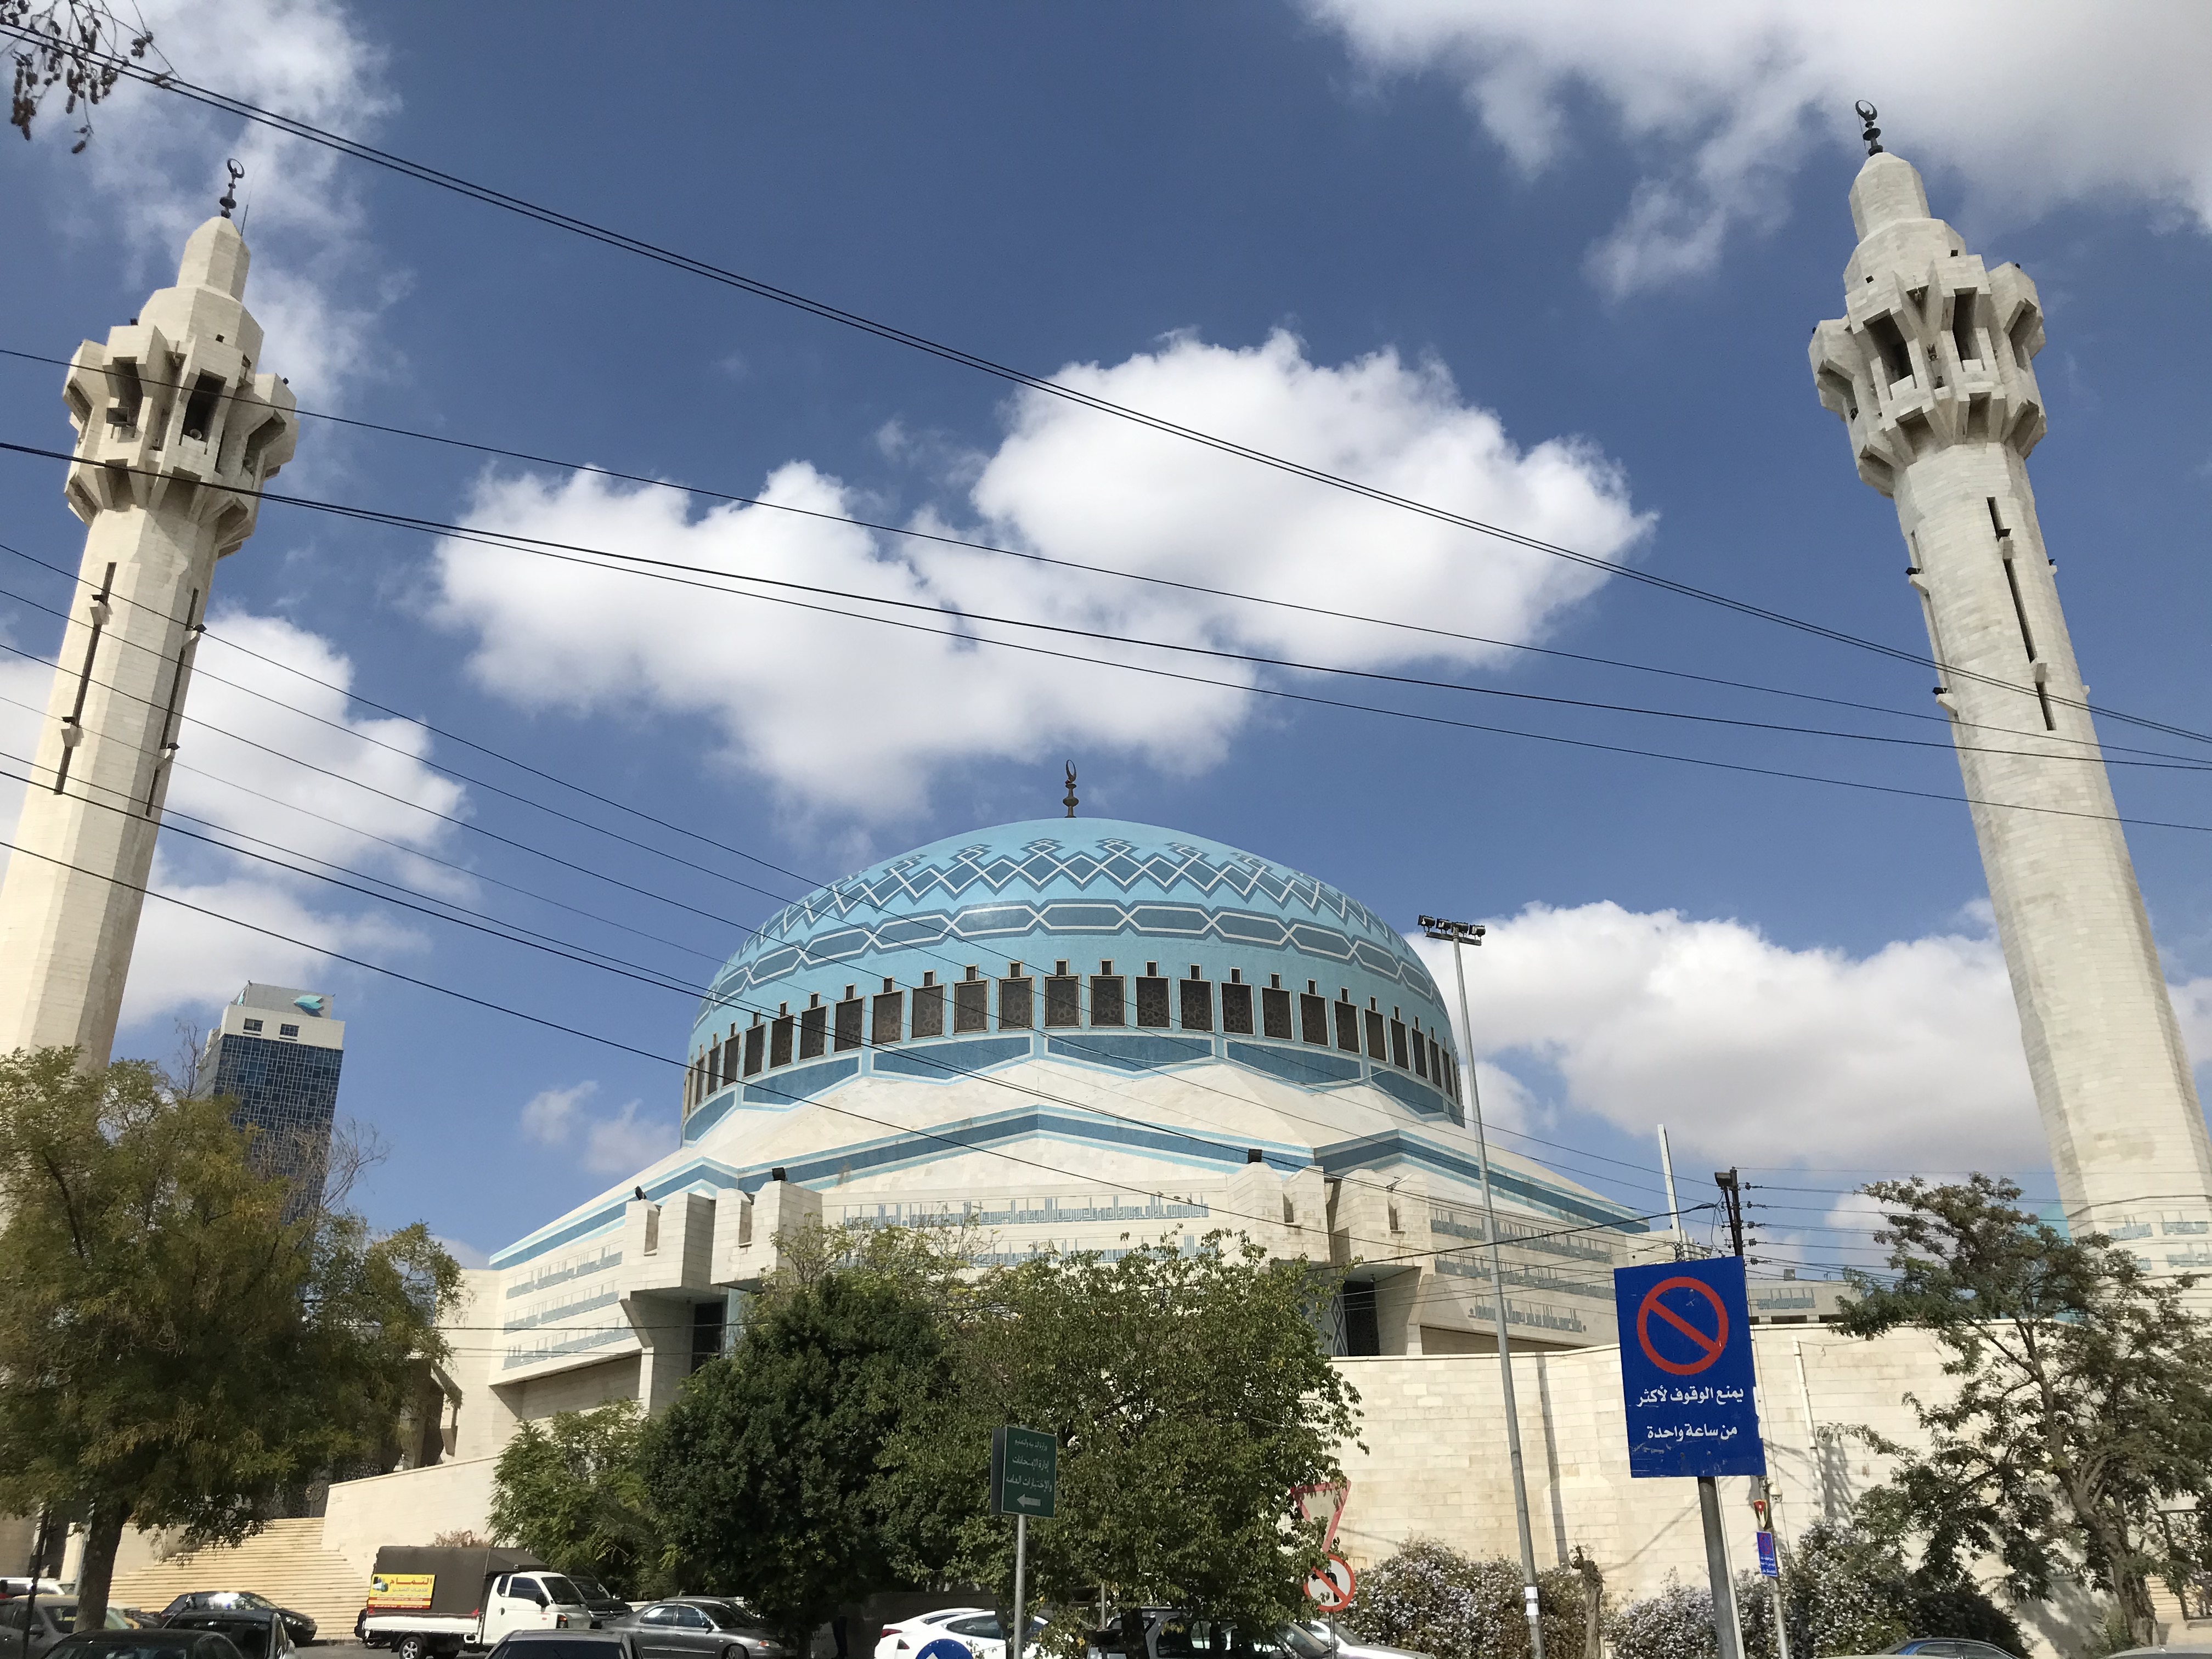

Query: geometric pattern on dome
707;894;1430;1009
706;821;1431;1009
743;828;1398;952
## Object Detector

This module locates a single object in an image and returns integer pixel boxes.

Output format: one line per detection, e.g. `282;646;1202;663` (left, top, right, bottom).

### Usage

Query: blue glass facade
209;1030;343;1216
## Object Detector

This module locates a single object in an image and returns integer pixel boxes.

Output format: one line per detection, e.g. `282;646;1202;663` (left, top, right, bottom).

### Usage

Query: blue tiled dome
695;818;1454;1044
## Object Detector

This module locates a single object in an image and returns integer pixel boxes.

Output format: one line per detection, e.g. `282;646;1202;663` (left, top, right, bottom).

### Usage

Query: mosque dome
684;817;1466;1135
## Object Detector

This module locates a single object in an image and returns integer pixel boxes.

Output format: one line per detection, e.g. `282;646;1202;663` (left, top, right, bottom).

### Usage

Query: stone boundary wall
1330;1326;2111;1658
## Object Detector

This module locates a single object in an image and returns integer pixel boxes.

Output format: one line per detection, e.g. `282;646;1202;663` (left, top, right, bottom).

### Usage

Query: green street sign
990;1425;1058;1519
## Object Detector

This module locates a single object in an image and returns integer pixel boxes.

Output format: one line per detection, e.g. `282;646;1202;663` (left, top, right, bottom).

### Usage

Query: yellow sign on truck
368;1573;436;1611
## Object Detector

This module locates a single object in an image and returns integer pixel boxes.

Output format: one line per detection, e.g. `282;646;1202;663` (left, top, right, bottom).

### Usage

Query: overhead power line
2;38;2204;751
8;449;2212;845
1;342;2161;763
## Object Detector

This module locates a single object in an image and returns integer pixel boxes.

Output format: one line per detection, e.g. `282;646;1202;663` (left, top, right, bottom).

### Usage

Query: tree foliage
640;1265;955;1641
875;1233;1361;1638
0;1047;460;1627
1342;1537;1586;1659
635;1222;1359;1645
3;0;162;147
490;1400;667;1598
1837;1174;2212;1647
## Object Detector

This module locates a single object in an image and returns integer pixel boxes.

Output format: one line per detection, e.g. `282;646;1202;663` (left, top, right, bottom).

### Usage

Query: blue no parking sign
1613;1256;1767;1479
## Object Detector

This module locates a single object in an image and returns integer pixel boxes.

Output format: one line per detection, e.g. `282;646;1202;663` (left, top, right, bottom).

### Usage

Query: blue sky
2;0;2208;1272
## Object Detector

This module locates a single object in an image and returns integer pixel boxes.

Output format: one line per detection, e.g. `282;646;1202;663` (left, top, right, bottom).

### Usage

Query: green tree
1838;1173;2212;1649
490;1400;667;1597
0;1047;459;1627
878;1233;1362;1637
639;1267;955;1640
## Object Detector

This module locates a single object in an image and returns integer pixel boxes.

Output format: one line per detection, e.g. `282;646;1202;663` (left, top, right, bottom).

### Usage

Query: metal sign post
1613;1257;1767;1659
991;1427;1058;1659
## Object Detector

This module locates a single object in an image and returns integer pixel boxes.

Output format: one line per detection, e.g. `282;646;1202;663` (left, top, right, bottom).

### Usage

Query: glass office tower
196;983;345;1220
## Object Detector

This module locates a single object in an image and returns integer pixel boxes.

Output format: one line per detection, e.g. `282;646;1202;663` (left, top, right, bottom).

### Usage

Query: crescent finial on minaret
218;157;244;219
1063;763;1079;819
1855;101;1883;157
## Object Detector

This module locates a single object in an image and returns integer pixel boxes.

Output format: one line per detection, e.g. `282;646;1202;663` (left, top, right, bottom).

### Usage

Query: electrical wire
13;447;2212;849
9;342;2197;770
9;37;2207;751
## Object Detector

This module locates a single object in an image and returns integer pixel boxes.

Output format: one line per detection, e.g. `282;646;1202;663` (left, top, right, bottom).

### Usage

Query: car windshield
697;1608;753;1633
539;1579;588;1608
53;1643;198;1659
565;1581;612;1603
495;1643;627;1659
1279;1628;1333;1659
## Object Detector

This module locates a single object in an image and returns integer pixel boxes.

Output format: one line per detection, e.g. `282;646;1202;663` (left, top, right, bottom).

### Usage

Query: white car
1299;1623;1434;1659
874;1610;1043;1659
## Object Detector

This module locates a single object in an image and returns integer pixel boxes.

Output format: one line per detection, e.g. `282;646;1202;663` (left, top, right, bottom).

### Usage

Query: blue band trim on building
870;1036;1034;1080
1314;1129;1647;1232
1369;1066;1455;1121
1046;1032;1214;1072
746;1055;861;1104
1225;1040;1362;1089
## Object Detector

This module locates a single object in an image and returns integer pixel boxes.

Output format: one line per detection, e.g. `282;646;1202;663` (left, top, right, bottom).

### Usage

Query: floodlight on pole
1419;913;1544;1659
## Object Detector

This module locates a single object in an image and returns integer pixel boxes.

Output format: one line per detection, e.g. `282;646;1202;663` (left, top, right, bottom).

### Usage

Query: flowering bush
1342;1538;1585;1658
1606;1575;1717;1659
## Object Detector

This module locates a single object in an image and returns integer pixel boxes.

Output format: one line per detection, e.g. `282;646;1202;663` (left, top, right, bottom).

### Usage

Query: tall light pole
1421;915;1545;1659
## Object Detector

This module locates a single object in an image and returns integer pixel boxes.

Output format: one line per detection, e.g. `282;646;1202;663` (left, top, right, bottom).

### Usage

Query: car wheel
396;1635;428;1659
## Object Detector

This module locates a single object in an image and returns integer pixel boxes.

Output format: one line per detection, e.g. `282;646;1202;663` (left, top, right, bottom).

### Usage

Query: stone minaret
0;210;296;1064
1810;130;2212;1273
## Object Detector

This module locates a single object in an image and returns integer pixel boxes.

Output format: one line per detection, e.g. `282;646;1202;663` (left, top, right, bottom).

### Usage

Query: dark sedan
602;1601;788;1659
49;1633;249;1659
162;1610;295;1659
156;1596;314;1646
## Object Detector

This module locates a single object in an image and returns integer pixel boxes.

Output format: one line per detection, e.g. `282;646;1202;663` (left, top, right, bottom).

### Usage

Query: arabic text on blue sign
1613;1256;1767;1479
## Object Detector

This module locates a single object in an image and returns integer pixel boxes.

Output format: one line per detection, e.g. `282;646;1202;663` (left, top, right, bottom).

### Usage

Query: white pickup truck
362;1546;597;1659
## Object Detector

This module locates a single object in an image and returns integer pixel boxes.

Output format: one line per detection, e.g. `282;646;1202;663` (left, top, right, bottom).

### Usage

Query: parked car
1087;1611;1294;1659
49;1631;251;1659
157;1595;317;1645
163;1608;297;1659
487;1633;643;1659
877;1610;1047;1659
557;1581;633;1628
2108;1649;2212;1658
1832;1643;2024;1659
0;1601;136;1658
110;1614;162;1632
1295;1626;1431;1659
603;1600;788;1659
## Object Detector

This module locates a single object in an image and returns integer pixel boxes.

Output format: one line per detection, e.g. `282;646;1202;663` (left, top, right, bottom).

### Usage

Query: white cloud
517;1081;674;1176
1299;0;2212;294
116;856;423;1030
433;330;1647;819
435;1235;491;1270
520;1080;597;1147
33;0;397;406
173;610;470;894
0;603;460;1037
1416;899;2045;1172
583;1098;674;1175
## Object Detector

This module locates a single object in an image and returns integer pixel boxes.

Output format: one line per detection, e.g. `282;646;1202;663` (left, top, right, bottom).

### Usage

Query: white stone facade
1809;151;2212;1276
0;215;296;1063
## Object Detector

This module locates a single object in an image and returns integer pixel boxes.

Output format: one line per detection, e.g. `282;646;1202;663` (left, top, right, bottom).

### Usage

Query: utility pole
1421;915;1545;1659
1714;1169;1789;1659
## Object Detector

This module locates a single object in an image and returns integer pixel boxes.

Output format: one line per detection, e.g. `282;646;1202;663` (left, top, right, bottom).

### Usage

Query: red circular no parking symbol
1637;1276;1730;1376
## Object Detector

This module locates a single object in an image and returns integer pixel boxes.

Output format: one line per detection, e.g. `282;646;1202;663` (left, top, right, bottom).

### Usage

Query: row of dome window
683;959;1460;1111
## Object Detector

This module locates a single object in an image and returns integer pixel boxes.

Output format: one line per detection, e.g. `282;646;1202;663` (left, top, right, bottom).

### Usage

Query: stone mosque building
16;129;2211;1653
482;815;1654;1428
